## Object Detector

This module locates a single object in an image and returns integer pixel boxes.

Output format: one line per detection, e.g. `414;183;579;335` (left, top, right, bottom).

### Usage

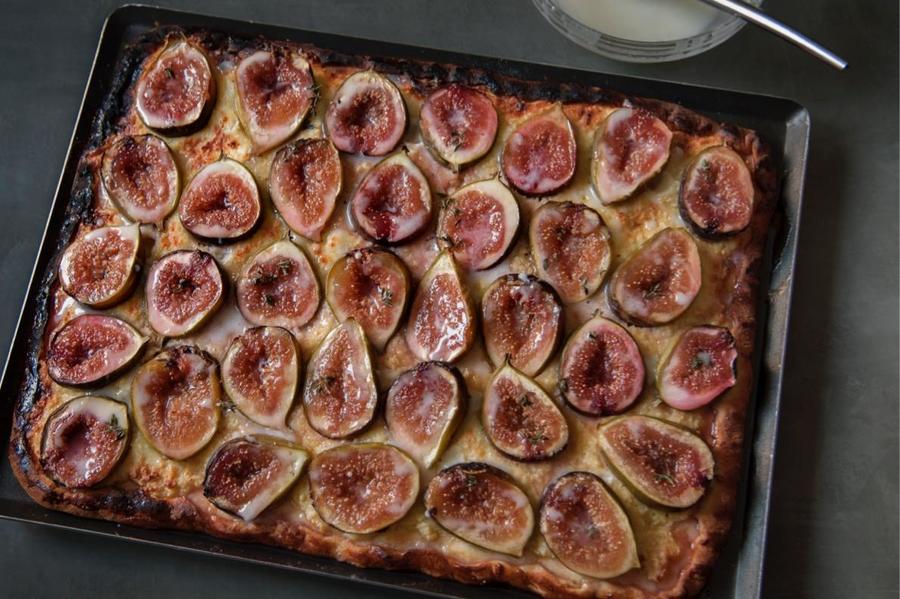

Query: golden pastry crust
9;28;779;599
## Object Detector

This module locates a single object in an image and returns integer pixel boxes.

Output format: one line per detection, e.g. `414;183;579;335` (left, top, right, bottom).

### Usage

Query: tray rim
0;4;810;598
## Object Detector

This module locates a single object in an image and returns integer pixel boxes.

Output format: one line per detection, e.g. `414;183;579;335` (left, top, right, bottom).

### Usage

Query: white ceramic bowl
534;0;754;63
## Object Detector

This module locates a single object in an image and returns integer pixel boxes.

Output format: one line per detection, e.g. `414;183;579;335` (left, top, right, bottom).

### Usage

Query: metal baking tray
0;5;809;598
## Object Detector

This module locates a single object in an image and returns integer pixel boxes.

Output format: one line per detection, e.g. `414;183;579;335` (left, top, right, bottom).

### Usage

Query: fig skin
58;224;141;308
424;462;534;557
599;415;715;509
235;49;317;154
221;327;300;429
131;346;221;460
591;108;673;205
135;40;217;137
437;177;520;271
679;145;755;239
40;396;130;489
482;361;569;462
146;250;225;337
308;443;420;534
47;314;147;387
350;151;433;245
419;84;498;169
325;246;410;351
529;201;612;304
302;320;378;439
178;158;262;243
101;135;180;225
325;70;407;156
539;471;639;579
657;325;738;410
405;252;476;363
203;436;308;521
384;361;467;467
236;240;321;330
558;317;645;417
481;273;563;376
608;227;702;327
269;138;342;242
501;105;577;197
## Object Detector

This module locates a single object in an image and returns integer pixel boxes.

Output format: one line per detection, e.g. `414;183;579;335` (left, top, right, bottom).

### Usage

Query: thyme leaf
655;471;676;485
527;431;547;445
107;414;126;440
309;375;338;396
276;259;293;276
643;281;663;299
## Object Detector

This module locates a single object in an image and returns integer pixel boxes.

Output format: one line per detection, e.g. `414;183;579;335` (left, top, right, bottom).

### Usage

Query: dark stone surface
0;1;896;597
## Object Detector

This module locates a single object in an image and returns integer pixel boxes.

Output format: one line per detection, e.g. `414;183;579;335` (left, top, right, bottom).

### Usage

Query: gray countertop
1;1;897;597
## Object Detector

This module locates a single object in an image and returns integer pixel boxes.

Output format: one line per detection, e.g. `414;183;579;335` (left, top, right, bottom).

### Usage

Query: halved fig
325;247;410;351
424;463;534;556
558;317;645;416
482;362;568;461
47;315;147;386
40;396;129;488
302;320;377;439
501;106;576;196
269;139;341;241
135;40;216;136
236;240;320;329
179;158;261;241
482;274;562;376
530;201;611;304
539;472;639;578
325;70;406;156
591;108;673;204
309;443;419;534
222;327;299;428
679;145;755;238
420;84;498;169
599;415;714;509
146;250;224;337
350;152;432;244
101;135;179;224
405;252;476;363
609;228;702;326
437;178;519;271
235;49;316;154
59;224;140;308
203;436;308;521
658;326;738;410
385;362;467;467
131;346;220;460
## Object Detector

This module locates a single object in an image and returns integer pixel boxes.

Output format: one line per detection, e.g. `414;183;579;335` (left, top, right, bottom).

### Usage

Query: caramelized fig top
235;49;316;154
135;41;216;135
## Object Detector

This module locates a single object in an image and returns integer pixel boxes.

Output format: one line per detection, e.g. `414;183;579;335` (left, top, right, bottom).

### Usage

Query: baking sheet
0;5;809;598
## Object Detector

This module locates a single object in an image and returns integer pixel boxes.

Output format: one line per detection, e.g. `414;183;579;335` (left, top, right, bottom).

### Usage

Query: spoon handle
699;0;848;70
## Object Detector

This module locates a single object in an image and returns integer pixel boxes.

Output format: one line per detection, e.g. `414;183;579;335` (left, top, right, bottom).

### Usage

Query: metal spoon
699;0;848;70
